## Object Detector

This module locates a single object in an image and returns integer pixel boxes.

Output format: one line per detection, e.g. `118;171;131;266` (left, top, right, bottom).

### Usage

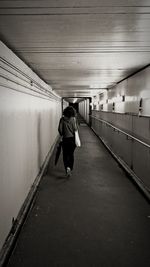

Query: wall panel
0;41;61;250
97;66;150;116
132;142;150;187
79;99;90;124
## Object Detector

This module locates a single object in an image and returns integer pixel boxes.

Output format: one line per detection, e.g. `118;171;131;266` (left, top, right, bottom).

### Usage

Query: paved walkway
7;124;150;267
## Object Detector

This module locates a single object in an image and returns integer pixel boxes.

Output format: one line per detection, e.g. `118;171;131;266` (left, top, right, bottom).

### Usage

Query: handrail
90;115;150;149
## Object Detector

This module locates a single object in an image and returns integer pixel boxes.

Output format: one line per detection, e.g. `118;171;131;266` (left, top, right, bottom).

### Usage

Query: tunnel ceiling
0;0;150;98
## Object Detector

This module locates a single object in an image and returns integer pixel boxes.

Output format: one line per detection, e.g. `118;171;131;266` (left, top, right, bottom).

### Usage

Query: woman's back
58;116;77;138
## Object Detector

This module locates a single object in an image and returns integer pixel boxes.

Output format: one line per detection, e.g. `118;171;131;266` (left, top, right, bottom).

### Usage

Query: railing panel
91;113;150;194
132;142;150;187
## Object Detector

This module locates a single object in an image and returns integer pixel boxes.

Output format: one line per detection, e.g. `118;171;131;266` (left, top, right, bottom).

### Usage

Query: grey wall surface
91;66;150;193
0;42;61;250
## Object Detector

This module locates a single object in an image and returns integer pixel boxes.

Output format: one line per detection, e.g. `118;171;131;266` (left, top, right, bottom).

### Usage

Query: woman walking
58;106;77;177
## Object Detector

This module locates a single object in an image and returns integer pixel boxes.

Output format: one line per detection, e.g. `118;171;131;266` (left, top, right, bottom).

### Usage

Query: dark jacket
58;116;77;138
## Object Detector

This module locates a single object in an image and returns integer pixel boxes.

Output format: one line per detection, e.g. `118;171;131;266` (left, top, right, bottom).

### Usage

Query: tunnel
0;1;150;266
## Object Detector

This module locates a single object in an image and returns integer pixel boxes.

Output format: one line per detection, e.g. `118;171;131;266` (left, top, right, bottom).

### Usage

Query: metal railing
90;115;150;149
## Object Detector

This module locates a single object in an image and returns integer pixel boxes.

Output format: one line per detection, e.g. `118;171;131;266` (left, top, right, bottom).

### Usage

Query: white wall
94;66;150;116
0;41;61;250
79;99;90;124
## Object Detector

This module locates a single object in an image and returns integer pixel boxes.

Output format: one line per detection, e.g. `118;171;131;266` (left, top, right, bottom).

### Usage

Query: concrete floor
7;124;150;267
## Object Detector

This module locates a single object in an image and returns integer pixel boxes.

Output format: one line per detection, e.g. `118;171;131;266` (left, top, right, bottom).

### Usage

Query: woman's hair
63;106;76;118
